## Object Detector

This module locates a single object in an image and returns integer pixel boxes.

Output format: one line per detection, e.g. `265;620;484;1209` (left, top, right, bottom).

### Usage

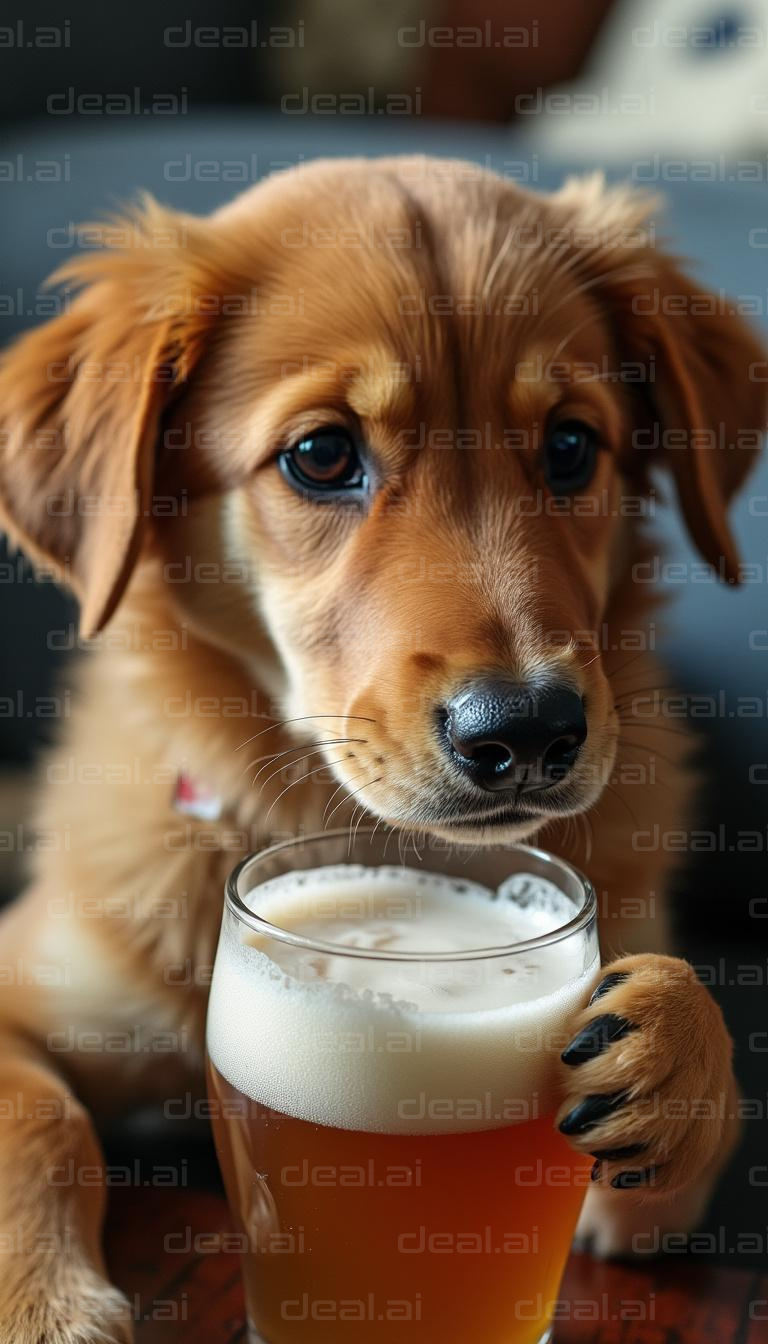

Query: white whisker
262;757;348;827
324;776;382;829
235;715;375;752
251;739;365;789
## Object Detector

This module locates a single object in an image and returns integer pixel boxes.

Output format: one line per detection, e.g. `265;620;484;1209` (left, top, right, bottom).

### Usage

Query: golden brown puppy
0;157;764;1341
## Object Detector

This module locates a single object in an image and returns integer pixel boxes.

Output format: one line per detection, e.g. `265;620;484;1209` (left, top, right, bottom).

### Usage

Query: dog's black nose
442;680;587;793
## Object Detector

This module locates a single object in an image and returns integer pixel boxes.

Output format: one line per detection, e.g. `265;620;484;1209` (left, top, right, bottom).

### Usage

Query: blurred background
1;0;768;1277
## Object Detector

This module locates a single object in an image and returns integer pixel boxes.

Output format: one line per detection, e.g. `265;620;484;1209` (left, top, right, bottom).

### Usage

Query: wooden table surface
106;1187;768;1343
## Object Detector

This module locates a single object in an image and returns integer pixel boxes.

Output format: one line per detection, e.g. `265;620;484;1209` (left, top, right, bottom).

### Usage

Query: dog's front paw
0;1264;133;1344
557;954;737;1198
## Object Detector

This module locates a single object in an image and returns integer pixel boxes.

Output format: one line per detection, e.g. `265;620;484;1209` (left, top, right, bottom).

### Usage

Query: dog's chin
370;798;558;847
379;784;603;847
417;814;545;846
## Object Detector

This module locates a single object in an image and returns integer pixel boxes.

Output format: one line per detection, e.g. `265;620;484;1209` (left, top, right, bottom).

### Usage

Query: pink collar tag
173;772;224;822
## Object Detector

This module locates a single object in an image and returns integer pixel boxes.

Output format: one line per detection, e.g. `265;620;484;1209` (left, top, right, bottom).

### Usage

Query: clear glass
206;828;599;1344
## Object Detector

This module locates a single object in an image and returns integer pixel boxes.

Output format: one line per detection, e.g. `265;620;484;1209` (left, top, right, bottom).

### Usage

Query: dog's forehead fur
217;155;619;360
195;157;627;484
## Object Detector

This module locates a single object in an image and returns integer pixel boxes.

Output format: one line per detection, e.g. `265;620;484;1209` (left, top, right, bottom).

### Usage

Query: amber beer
207;832;599;1344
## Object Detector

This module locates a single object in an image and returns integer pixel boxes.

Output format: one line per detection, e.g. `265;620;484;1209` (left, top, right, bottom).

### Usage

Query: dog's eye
279;428;366;495
544;421;599;493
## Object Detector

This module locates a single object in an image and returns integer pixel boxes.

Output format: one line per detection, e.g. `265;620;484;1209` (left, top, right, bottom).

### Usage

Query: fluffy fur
0;157;764;1340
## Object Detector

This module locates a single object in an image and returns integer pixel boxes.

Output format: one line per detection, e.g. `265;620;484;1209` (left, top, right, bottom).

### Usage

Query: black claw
591;1161;602;1182
610;1166;658;1190
590;1142;647;1161
588;972;630;1006
558;1091;629;1136
561;1014;637;1066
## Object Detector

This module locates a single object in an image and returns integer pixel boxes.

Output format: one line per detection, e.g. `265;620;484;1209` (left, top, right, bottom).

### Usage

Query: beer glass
207;829;599;1344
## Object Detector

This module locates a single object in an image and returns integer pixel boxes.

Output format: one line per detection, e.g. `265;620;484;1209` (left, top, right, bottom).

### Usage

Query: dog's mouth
369;760;607;842
418;799;543;833
415;789;593;839
315;747;608;843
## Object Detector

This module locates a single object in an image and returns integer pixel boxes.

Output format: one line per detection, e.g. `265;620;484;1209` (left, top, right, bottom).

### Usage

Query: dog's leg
0;1026;132;1343
558;953;739;1259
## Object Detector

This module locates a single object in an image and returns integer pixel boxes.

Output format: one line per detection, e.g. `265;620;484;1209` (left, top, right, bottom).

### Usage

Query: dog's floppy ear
0;198;228;635
618;254;766;581
556;176;767;581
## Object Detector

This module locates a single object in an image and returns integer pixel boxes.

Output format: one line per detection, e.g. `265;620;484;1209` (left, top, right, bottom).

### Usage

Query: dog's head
1;159;765;841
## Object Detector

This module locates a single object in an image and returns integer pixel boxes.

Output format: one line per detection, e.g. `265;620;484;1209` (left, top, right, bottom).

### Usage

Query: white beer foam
207;865;598;1133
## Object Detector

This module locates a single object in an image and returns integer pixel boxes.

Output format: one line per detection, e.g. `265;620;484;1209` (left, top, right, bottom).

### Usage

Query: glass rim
224;828;597;963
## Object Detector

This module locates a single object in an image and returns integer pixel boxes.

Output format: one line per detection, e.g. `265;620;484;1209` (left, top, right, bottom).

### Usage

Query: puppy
0;157;764;1341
